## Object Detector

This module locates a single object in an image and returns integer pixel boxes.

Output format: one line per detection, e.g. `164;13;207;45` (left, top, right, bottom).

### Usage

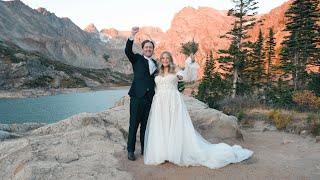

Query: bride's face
161;53;170;68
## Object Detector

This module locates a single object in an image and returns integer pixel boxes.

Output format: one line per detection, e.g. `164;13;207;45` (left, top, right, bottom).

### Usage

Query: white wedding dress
144;73;253;169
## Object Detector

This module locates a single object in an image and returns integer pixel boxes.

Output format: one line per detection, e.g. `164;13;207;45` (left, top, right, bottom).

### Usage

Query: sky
17;0;289;31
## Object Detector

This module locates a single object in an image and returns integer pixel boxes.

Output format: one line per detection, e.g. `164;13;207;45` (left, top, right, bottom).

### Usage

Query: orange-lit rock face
152;3;294;76
249;0;292;65
84;23;99;34
156;7;233;65
154;2;294;76
103;0;318;76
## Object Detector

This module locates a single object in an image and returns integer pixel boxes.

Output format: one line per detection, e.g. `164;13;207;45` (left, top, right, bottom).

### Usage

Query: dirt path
116;129;320;180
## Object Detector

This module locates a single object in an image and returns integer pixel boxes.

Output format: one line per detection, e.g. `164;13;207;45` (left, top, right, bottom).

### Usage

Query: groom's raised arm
125;27;139;64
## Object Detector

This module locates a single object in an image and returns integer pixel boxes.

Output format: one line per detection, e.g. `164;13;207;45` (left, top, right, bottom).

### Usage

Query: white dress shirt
144;55;157;75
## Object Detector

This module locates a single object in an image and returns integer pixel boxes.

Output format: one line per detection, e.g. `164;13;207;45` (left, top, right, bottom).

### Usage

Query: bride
144;51;253;169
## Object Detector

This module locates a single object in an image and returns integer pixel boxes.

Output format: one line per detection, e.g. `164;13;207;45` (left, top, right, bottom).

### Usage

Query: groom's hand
129;27;139;40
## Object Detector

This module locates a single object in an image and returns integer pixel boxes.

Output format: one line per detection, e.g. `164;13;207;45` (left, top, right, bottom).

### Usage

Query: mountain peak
4;0;26;8
36;7;53;16
84;23;99;34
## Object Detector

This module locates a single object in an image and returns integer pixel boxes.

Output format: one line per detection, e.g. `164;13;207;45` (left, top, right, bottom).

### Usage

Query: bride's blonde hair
158;51;176;76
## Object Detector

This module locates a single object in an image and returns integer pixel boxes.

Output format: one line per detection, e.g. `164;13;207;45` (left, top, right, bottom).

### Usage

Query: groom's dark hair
141;40;155;49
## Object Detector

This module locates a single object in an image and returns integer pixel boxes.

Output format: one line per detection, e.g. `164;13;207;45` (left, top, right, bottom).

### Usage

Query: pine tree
265;27;276;89
197;51;215;102
218;0;259;98
203;51;215;81
197;51;231;108
250;29;266;88
280;0;320;91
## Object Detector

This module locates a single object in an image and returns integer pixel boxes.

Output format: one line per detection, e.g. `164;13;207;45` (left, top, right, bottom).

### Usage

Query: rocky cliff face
155;3;295;74
0;0;132;74
0;0;297;85
157;7;233;65
99;2;295;76
84;23;99;34
248;0;292;64
0;40;131;90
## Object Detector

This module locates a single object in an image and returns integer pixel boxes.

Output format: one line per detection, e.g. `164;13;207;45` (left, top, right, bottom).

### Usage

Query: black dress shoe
128;152;136;161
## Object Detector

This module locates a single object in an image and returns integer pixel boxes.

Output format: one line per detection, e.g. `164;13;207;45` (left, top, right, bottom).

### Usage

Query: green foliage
178;81;185;92
265;79;294;108
180;39;199;56
24;76;54;88
218;0;259;98
236;110;246;122
244;29;266;89
280;0;320;91
308;73;320;97
265;27;277;89
196;51;231;108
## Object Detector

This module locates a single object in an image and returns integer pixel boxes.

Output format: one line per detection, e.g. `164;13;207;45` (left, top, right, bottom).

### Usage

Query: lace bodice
155;74;179;91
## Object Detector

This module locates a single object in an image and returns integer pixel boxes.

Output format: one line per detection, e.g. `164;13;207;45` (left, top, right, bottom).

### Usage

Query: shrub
265;79;294;108
24;76;54;88
292;90;320;111
217;96;261;116
268;110;293;130
307;113;320;136
60;77;86;88
103;53;110;61
236;110;246;122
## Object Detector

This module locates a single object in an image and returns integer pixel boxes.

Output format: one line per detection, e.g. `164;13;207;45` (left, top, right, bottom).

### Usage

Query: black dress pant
127;93;152;153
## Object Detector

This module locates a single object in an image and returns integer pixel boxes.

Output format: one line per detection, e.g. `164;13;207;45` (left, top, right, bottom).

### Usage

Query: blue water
0;89;128;124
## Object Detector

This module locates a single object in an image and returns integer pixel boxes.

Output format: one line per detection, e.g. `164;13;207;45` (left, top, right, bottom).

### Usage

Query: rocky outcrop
84;23;99;34
0;123;45;140
0;0;131;71
156;7;233;67
0;95;241;179
0;40;132;90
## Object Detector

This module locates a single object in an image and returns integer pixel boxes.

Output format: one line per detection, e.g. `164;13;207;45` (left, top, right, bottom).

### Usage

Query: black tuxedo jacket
125;39;158;98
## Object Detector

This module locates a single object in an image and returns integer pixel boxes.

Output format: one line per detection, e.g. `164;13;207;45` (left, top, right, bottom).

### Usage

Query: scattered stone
0;123;46;134
262;125;277;132
282;139;294;145
0;130;21;140
300;130;308;137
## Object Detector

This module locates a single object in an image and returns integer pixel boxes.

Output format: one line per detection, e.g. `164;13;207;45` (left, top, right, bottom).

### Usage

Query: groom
125;27;158;161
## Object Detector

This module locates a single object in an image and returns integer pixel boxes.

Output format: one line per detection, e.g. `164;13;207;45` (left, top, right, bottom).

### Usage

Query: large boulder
0;95;241;179
111;95;242;140
0;113;131;180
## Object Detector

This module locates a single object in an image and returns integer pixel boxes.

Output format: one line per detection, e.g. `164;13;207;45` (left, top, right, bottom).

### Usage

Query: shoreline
0;85;130;99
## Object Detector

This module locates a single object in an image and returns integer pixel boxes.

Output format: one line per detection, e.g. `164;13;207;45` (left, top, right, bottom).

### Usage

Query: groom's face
142;42;154;58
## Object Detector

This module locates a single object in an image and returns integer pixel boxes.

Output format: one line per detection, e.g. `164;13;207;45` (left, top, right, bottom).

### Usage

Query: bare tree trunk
232;68;238;98
294;53;298;91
